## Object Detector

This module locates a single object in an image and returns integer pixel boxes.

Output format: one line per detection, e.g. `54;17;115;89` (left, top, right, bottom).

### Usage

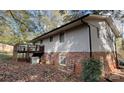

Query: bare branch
9;10;31;32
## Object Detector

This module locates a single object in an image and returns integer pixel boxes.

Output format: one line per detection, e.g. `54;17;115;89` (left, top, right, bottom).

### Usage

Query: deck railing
16;44;44;53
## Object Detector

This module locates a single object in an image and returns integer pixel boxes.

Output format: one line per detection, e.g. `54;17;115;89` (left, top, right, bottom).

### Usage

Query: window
49;36;53;42
33;42;35;45
59;55;66;66
59;32;64;42
40;40;43;44
97;28;100;38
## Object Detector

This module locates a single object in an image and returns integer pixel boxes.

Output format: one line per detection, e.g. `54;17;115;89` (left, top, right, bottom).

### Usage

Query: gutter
81;19;92;58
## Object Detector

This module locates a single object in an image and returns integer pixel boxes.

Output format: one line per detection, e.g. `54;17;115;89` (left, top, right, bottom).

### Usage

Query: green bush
81;59;103;82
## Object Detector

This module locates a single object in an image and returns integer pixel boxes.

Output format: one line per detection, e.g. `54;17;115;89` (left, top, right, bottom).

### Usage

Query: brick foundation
92;52;117;76
40;52;117;77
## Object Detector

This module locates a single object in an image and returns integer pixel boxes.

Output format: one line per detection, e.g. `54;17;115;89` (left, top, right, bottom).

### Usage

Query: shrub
81;59;103;82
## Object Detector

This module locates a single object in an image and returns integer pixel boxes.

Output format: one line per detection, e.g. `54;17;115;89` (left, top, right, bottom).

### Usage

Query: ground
1;52;124;82
0;61;80;82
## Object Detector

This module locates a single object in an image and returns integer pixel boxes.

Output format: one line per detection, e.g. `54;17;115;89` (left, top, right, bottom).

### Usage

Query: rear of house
27;15;120;77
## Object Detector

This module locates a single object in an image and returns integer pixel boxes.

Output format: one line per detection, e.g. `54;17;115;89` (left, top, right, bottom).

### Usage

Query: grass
0;52;13;63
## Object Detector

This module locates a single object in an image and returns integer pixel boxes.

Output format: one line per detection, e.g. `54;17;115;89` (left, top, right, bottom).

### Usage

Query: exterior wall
41;20;116;53
92;52;117;76
41;52;117;77
86;20;116;52
41;52;90;76
39;19;116;53
38;25;91;76
88;20;117;76
38;19;117;77
42;25;90;52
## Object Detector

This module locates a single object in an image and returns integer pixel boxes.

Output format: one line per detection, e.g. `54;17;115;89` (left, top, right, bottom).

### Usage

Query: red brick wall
92;52;117;76
41;52;117;77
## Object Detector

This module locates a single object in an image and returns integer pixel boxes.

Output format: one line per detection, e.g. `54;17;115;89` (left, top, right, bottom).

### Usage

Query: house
29;14;120;77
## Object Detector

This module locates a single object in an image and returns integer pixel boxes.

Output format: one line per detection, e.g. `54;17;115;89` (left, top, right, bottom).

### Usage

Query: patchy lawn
0;52;12;63
0;61;80;82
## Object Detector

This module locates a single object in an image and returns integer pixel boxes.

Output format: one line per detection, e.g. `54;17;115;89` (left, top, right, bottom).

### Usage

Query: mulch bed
0;61;80;82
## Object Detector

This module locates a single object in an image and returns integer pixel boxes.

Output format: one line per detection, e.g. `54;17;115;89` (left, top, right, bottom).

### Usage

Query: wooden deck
13;43;44;62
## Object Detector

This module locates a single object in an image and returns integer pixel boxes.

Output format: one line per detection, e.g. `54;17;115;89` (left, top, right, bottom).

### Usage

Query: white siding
42;25;90;52
89;20;116;52
38;19;116;53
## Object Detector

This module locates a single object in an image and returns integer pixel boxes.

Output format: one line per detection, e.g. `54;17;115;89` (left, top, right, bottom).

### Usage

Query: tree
0;10;123;45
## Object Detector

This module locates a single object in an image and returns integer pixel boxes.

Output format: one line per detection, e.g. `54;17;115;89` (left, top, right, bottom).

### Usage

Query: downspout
114;38;119;68
81;19;92;58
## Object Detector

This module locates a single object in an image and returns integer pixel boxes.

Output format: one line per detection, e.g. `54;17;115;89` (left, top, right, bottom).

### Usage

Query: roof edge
30;14;90;43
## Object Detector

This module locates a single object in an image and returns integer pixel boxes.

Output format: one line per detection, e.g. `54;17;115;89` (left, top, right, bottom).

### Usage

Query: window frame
49;36;53;42
59;54;66;66
40;40;43;44
59;32;64;43
97;28;100;38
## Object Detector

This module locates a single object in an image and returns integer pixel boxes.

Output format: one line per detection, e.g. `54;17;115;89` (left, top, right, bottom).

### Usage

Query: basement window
59;55;66;66
59;32;64;43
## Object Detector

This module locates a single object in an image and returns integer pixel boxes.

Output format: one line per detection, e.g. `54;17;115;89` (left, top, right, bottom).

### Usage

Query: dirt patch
0;61;79;82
